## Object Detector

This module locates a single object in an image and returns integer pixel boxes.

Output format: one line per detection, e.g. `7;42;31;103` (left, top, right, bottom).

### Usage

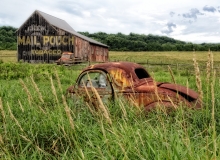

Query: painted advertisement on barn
17;11;109;63
17;13;74;63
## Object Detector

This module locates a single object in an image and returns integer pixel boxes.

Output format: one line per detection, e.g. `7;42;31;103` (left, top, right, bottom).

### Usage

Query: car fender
158;83;199;100
145;101;177;112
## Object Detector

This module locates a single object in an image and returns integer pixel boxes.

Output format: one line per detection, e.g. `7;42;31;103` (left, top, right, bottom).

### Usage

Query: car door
75;70;113;107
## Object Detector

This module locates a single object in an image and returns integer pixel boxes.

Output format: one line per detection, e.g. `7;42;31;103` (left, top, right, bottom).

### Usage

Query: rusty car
55;52;82;65
66;61;202;111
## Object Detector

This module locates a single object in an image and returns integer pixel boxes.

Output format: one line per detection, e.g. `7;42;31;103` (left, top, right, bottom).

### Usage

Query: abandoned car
55;52;82;65
66;62;202;111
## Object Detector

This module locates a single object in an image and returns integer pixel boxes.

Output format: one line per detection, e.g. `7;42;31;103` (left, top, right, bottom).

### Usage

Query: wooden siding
75;36;90;61
90;45;108;62
17;11;109;63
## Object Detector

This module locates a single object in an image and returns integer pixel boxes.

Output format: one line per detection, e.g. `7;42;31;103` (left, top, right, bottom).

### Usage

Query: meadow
0;50;220;159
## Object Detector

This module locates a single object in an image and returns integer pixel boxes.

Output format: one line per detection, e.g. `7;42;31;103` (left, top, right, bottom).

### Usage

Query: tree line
0;26;17;50
0;26;220;51
79;32;220;51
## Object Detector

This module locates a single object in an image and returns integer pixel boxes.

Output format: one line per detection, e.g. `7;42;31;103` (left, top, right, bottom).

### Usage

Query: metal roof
18;10;108;48
36;10;76;34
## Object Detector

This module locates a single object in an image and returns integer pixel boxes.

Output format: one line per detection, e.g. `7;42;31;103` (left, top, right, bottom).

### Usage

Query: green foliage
0;26;220;52
0;26;17;50
79;31;220;51
0;61;220;159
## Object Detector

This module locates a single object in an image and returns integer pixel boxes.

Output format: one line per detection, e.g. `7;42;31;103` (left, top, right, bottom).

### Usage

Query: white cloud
82;11;91;18
0;0;220;43
172;32;220;43
170;25;187;35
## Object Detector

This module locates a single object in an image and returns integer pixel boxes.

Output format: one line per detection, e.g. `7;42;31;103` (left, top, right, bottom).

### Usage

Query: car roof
81;62;152;87
83;61;149;77
84;61;145;72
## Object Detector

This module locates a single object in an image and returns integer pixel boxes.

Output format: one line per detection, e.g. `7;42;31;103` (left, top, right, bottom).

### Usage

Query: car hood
158;82;199;100
135;81;199;100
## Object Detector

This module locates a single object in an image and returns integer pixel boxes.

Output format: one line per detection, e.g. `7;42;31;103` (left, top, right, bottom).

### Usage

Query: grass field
2;50;220;74
0;50;17;63
2;50;220;63
0;50;219;159
110;51;220;64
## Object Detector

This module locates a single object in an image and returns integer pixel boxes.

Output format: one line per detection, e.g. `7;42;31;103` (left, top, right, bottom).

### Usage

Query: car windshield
78;71;109;88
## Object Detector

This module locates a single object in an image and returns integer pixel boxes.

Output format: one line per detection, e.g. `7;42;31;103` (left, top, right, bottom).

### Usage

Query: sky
0;0;220;43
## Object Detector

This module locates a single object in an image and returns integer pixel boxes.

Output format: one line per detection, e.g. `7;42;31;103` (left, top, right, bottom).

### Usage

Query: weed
0;51;219;159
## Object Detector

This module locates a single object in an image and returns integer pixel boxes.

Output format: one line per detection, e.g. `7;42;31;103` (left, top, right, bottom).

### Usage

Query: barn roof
37;10;76;34
17;10;108;48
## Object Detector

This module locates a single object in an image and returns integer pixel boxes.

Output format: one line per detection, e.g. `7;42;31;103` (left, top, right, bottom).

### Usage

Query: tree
0;26;17;50
0;26;220;51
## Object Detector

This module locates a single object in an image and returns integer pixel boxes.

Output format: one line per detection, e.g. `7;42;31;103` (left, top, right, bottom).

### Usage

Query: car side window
78;71;108;88
135;68;150;79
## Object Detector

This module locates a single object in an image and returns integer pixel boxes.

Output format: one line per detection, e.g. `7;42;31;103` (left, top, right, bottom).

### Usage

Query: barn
16;10;109;63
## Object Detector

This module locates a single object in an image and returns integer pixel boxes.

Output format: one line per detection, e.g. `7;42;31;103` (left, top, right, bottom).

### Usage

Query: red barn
16;10;109;63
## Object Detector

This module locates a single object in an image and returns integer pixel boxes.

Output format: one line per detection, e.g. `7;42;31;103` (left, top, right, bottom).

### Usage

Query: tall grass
0;52;219;159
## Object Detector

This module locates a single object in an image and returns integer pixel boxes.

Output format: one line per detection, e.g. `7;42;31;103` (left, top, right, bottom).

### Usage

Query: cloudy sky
1;0;220;43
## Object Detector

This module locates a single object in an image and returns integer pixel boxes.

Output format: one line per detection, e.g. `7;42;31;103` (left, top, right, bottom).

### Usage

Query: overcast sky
0;0;219;43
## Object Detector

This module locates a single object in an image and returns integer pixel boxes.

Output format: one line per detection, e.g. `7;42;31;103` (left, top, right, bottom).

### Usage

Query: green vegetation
2;50;220;65
110;51;220;63
0;26;17;50
1;26;220;51
0;51;220;159
79;32;220;51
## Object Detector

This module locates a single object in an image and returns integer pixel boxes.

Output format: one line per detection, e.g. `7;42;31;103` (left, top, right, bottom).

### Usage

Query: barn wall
74;37;109;62
17;12;74;63
75;36;90;61
17;11;109;63
90;45;109;62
